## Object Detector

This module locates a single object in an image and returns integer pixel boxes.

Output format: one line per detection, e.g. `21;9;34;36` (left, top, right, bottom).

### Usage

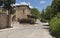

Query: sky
16;0;52;12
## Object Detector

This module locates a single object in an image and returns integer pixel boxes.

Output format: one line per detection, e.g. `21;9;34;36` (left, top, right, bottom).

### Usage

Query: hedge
49;17;60;38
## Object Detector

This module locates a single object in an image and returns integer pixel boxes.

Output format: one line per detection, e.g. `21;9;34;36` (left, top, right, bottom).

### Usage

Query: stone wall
0;13;8;29
15;5;31;20
11;5;31;22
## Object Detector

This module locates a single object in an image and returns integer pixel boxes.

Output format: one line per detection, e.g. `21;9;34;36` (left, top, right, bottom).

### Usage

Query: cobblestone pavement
0;19;52;38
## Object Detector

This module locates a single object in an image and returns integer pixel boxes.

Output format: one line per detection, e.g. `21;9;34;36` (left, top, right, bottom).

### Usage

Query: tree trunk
7;9;11;28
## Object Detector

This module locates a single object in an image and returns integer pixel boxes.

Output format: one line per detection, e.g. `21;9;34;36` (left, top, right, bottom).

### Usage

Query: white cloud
20;2;28;5
40;1;46;4
29;5;33;8
27;2;33;8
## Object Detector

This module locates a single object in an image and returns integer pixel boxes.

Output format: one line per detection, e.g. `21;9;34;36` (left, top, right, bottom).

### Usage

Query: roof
12;3;29;6
12;3;30;9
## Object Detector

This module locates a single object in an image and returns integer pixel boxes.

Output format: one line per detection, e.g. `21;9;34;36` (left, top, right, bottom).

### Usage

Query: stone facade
0;4;31;29
0;13;8;29
12;5;31;22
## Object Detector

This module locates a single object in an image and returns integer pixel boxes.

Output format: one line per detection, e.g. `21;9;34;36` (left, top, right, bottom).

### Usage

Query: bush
40;19;48;23
18;18;36;24
49;17;60;38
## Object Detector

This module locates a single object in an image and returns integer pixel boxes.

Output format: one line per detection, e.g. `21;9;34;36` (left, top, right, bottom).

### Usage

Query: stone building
0;4;32;28
12;4;31;22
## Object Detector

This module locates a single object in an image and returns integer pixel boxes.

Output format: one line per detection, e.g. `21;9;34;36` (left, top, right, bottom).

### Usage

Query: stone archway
12;15;16;22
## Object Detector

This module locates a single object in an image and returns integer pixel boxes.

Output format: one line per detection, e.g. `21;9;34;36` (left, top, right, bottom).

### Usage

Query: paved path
0;20;52;38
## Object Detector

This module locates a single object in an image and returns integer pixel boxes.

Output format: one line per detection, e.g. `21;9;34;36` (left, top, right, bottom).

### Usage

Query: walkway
0;19;52;38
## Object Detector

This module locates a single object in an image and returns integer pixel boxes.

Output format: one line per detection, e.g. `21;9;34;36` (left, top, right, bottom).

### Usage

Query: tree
0;0;16;27
44;6;54;20
41;9;45;19
49;0;60;37
0;0;3;6
3;0;15;13
31;8;40;19
51;0;60;15
40;9;48;22
43;0;60;21
40;6;55;22
0;0;15;13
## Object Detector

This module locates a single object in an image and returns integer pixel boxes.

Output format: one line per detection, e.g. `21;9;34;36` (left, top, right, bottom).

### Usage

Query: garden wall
0;13;9;29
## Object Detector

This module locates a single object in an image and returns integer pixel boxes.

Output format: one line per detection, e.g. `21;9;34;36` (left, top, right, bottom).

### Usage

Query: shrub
18;18;36;24
49;17;60;38
40;19;48;23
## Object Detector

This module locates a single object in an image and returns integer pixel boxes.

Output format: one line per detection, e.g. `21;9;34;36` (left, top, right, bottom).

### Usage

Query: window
23;9;25;14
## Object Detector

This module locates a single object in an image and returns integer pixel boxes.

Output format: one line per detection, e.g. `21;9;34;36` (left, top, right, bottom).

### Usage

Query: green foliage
56;13;60;18
0;0;3;6
51;0;60;15
45;6;53;20
49;0;60;37
41;0;60;37
49;15;60;38
0;0;16;14
40;0;60;37
50;17;60;38
40;9;48;22
0;0;15;6
4;0;15;4
41;6;53;22
41;0;60;21
41;9;45;19
31;8;40;19
41;6;55;21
